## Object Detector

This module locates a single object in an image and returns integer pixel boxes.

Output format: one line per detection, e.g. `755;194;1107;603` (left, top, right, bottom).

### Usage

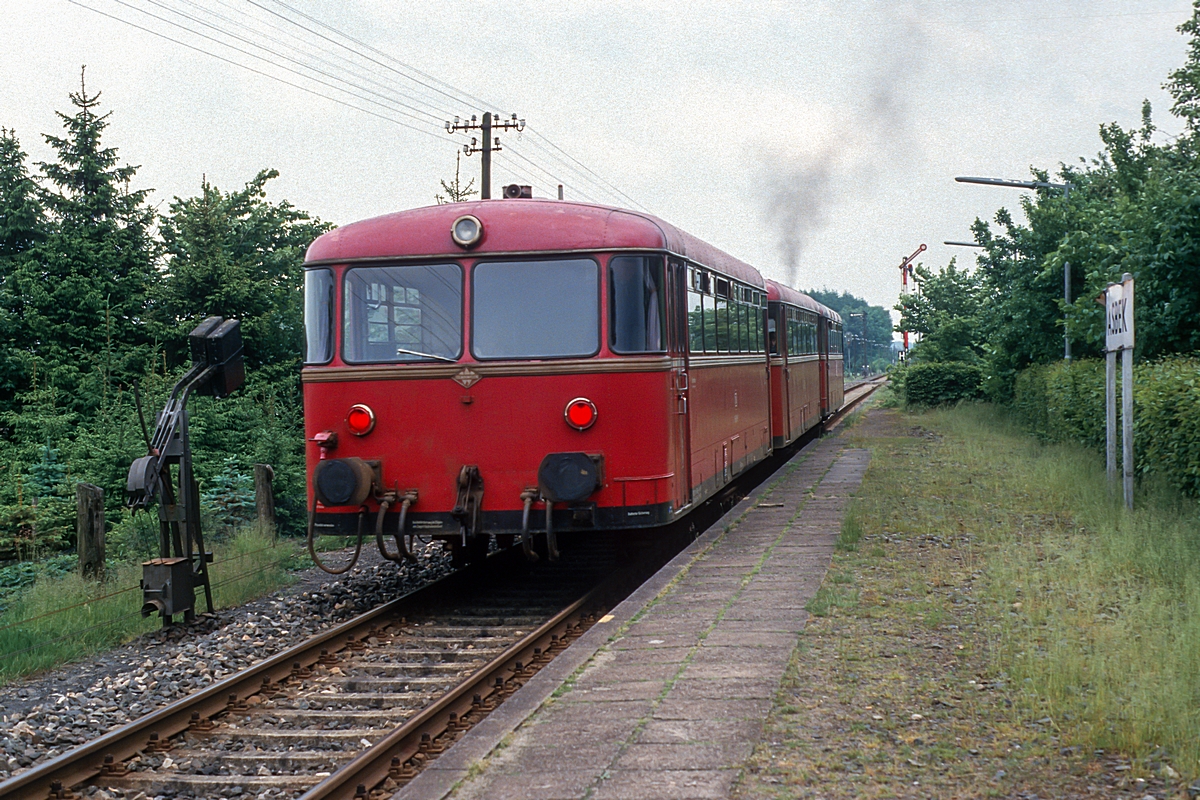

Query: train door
818;317;830;416
667;259;691;514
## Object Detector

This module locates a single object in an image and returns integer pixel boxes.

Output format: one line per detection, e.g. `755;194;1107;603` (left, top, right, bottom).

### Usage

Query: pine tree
5;67;158;412
0;129;46;407
0;128;44;258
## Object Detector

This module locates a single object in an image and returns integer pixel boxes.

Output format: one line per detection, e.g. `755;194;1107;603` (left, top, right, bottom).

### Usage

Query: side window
701;294;716;351
609;255;666;353
734;298;744;352
687;289;705;353
715;296;729;352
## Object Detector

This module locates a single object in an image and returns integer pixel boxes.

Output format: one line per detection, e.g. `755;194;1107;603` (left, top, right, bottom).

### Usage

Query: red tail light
347;404;376;436
564;397;597;430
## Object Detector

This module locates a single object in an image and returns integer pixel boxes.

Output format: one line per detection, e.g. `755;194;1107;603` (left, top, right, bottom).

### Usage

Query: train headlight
451;215;483;248
347;404;376;436
564;397;598;431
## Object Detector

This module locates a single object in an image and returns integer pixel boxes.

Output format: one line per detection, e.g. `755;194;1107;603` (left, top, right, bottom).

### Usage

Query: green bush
902;361;984;407
1013;355;1200;497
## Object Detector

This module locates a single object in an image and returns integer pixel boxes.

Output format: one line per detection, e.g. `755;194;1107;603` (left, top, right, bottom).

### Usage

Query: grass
0;525;307;683
853;402;1200;779
928;406;1200;777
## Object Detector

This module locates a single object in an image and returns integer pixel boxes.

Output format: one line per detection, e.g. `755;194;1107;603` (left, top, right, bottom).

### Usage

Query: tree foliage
902;4;1200;399
0;73;327;558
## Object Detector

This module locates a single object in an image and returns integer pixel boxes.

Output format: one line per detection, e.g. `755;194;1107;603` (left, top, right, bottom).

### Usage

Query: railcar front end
301;202;703;563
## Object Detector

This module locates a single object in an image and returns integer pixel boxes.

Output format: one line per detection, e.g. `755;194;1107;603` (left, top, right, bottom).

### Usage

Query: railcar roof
305;200;765;287
765;280;842;323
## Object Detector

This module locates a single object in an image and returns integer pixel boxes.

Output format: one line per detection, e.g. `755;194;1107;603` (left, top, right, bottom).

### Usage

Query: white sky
1;0;1192;317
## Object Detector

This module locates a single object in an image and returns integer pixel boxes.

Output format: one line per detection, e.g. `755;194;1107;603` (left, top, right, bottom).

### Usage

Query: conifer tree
6;68;158;411
0;129;46;406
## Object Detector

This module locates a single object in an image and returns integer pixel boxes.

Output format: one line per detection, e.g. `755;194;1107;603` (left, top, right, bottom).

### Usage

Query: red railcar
301;200;842;563
765;281;842;448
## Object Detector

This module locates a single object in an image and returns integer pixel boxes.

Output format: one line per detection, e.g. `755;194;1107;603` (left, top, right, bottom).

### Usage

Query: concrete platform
395;434;870;800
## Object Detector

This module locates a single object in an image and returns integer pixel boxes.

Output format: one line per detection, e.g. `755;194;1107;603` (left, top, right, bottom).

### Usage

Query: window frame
303;267;335;365
341;262;465;365
469;255;603;361
607;254;668;355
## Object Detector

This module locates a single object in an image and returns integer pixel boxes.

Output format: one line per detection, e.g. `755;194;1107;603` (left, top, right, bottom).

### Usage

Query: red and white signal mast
898;243;927;350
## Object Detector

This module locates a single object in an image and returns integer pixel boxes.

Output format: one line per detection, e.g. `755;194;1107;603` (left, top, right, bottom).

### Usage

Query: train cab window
609;255;665;353
343;264;462;363
473;258;599;359
767;316;778;355
303;268;334;364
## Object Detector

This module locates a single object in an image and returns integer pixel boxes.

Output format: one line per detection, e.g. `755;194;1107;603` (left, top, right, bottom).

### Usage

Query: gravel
0;541;453;789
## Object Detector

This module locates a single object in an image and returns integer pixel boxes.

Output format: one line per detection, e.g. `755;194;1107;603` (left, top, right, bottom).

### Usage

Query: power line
71;0;646;212
260;0;500;114
525;128;648;211
108;0;449;129
173;0;451;122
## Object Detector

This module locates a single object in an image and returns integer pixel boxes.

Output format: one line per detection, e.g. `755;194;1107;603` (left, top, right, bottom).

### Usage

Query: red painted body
765;280;840;448
302;201;843;541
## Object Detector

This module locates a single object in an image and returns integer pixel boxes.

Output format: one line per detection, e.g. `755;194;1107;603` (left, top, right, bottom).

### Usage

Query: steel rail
0;558;503;800
300;580;611;799
824;376;886;431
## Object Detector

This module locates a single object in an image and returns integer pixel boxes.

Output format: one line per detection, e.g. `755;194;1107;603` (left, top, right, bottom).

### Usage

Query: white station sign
1105;276;1135;352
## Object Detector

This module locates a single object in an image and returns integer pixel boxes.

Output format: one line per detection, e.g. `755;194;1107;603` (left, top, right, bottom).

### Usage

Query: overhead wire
172;0;452;122
259;0;500;114
67;0;447;141
105;0;448;130
524;128;648;211
72;0;646;210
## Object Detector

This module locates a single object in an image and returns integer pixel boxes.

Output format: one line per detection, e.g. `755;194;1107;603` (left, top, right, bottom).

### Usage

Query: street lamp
955;175;1075;361
944;241;984;248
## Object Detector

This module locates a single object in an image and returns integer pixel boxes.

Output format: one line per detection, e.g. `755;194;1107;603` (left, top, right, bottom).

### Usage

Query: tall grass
0;526;304;683
931;405;1200;775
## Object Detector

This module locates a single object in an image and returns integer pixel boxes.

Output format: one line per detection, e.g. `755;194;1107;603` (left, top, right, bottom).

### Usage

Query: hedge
902;361;985;407
1013;356;1200;498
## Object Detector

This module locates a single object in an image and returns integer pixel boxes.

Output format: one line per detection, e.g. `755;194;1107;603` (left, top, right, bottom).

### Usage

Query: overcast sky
1;0;1193;317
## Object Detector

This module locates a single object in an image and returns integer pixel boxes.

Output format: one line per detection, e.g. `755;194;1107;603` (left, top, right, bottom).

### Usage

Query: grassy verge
736;403;1199;799
0;526;307;683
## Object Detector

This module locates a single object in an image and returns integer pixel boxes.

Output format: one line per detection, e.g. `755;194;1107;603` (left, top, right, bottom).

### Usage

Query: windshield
343;264;462;363
304;268;334;364
472;258;599;359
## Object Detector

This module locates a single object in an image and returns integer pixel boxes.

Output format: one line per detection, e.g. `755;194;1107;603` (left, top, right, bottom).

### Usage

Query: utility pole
446;112;525;200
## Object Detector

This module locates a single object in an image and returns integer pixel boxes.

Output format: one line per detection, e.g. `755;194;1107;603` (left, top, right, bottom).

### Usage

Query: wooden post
76;483;105;580
254;464;276;538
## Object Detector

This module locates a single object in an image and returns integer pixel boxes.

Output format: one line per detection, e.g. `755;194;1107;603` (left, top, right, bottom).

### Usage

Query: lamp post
955;176;1075;361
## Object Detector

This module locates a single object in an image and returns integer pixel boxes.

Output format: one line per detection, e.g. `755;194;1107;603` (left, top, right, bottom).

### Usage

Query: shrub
902;361;984;407
1012;355;1200;497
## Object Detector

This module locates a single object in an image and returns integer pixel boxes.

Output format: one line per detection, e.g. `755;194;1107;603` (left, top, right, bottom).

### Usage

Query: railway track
0;537;679;800
2;377;886;800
